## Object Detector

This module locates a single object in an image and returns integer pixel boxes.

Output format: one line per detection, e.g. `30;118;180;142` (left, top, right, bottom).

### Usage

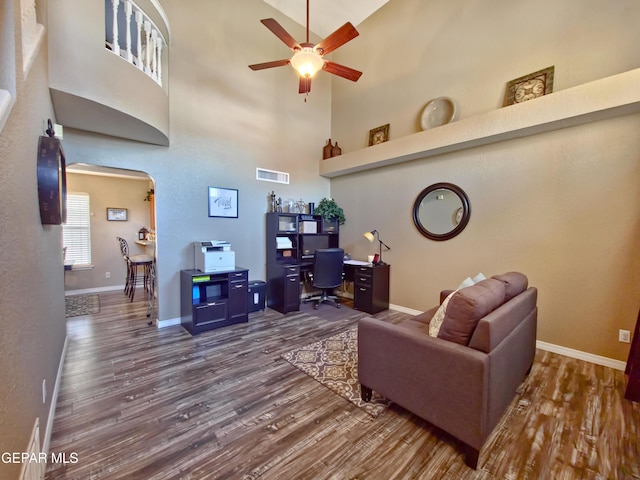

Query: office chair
304;248;344;309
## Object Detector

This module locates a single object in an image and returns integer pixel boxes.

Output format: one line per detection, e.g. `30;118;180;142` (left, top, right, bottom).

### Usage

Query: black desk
266;260;390;315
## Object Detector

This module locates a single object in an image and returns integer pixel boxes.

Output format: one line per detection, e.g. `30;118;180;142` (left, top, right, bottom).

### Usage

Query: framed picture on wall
369;124;390;146
504;66;555;106
107;208;128;221
208;187;238;218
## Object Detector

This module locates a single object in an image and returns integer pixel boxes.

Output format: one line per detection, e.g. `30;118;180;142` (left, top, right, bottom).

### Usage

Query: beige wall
0;1;65;476
328;0;640;361
64;172;153;291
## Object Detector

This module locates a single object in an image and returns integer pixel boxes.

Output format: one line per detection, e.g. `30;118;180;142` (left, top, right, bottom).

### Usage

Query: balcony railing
105;0;166;86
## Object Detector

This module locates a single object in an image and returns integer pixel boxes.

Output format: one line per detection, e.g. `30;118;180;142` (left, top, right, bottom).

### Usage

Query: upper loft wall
329;0;640;152
48;0;170;145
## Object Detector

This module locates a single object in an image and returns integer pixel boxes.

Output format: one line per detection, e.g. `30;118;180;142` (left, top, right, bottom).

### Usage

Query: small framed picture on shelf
208;187;238;218
505;66;554;106
369;124;390;146
107;208;128;221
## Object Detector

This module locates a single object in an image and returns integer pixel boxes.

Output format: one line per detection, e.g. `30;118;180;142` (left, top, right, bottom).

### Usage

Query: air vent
256;168;289;184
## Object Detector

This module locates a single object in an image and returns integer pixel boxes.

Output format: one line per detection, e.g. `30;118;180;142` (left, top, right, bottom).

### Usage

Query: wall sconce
363;229;391;265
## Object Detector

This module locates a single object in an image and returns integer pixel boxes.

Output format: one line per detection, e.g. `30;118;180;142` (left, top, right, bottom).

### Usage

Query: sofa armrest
358;316;489;449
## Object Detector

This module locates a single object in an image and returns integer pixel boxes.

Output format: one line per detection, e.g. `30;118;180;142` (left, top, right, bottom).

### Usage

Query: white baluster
135;10;143;70
111;0;120;55
143;20;152;75
155;38;163;86
124;1;133;63
150;30;158;81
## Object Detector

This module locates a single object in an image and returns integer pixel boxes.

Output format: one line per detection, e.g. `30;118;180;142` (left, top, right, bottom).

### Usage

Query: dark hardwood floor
46;291;640;479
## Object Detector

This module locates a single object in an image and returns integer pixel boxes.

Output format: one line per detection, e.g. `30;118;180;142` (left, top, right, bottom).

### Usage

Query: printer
194;241;235;272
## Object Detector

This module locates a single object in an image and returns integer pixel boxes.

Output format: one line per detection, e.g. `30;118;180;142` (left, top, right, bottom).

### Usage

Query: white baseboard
65;285;125;296
536;340;627;371
388;305;627;371
390;303;422;315
157;317;181;328
43;335;68;454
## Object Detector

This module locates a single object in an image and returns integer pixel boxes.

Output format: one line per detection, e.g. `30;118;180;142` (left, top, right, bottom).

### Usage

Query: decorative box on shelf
300;221;318;233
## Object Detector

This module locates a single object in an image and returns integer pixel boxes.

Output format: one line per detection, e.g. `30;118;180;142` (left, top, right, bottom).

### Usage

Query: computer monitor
300;235;330;258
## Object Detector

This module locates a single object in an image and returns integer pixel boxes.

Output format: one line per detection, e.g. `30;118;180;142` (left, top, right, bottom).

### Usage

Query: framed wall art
369;124;390;146
208;187;238;218
505;66;555;106
107;208;128;221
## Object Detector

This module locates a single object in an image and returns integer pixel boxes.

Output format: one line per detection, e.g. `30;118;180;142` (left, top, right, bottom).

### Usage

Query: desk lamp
363;229;390;265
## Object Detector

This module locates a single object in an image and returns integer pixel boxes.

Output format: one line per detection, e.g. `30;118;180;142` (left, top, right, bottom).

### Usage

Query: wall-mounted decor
37;121;67;225
413;183;471;241
420;97;458;130
208;187;238;218
369;124;390;146
505;66;554;106
107;208;128;221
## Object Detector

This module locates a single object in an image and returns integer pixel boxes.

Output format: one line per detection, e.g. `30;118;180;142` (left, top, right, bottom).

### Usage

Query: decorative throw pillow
457;272;486;290
457;277;475;290
429;290;457;337
472;272;486;283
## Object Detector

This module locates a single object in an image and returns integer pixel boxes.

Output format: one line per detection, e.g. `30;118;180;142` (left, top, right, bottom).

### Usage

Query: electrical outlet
42;379;47;404
105;272;111;278
619;329;631;343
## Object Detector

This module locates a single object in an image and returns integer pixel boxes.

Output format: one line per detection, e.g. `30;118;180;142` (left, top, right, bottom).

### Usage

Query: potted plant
314;197;345;231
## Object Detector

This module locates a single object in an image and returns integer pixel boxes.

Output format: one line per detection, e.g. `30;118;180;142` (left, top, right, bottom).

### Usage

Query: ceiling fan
248;0;362;95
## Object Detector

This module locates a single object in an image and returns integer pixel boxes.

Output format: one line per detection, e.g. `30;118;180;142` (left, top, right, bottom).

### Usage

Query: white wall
328;0;640;361
59;0;333;323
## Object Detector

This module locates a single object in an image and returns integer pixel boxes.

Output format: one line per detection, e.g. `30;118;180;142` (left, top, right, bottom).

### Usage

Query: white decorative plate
420;97;458;130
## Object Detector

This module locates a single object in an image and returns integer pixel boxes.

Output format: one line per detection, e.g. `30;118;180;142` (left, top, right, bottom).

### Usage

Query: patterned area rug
282;327;390;417
65;294;100;318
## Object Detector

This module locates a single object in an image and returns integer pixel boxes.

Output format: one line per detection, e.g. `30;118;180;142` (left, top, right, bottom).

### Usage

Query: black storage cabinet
247;280;266;312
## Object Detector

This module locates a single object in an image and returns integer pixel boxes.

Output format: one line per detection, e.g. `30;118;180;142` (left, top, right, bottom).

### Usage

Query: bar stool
116;237;154;302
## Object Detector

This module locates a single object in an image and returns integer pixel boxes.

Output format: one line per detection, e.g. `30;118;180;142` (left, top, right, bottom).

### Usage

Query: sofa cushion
492;272;528;301
437;278;506;346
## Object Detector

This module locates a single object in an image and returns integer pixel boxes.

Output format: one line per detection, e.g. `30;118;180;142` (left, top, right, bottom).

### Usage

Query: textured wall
0;8;66;478
328;0;640;361
58;0;334;323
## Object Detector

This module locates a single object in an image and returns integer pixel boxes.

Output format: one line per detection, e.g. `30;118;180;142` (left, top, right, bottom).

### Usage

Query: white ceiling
262;0;389;38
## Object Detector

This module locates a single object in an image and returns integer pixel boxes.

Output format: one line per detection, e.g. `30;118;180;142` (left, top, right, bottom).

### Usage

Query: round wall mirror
413;183;471;241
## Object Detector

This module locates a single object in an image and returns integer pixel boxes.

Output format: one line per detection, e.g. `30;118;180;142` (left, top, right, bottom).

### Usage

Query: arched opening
64;163;158;321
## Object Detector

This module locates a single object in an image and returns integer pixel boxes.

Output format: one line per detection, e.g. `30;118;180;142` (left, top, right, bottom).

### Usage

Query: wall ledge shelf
320;68;640;178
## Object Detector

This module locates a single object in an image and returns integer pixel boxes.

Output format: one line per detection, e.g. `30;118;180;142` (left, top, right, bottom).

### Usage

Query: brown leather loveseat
357;272;537;469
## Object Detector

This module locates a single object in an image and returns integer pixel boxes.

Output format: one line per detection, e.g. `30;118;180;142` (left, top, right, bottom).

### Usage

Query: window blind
63;193;91;265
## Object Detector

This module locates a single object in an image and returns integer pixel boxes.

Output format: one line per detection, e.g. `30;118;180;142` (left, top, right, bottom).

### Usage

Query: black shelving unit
265;213;339;313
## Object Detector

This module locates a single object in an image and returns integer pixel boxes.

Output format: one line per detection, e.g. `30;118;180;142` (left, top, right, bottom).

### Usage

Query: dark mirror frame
412;182;471;241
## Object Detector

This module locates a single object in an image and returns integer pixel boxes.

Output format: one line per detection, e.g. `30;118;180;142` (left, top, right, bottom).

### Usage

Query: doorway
64;163;158;320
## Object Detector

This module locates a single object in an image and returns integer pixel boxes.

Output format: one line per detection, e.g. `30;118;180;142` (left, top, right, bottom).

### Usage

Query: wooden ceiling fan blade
249;59;290;71
299;76;311;94
323;61;362;82
260;18;300;50
315;22;359;55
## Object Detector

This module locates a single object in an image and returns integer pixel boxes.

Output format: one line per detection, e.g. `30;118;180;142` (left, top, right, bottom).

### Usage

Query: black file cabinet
267;264;300;314
181;268;249;335
352;264;390;314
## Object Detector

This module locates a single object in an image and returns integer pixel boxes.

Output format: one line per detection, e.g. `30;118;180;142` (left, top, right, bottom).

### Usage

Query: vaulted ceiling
262;0;389;38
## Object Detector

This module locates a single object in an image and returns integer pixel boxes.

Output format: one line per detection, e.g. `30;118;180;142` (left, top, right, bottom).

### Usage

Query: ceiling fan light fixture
290;47;324;78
